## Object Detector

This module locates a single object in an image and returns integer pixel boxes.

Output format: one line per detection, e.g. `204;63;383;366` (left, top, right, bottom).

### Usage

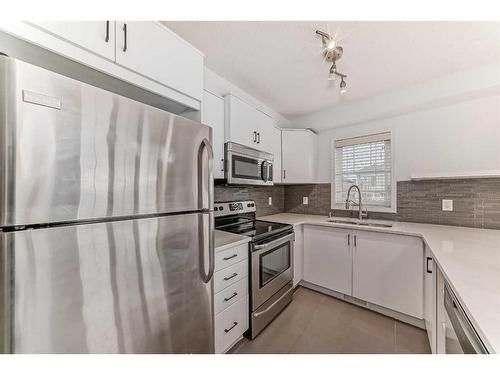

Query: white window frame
331;131;397;213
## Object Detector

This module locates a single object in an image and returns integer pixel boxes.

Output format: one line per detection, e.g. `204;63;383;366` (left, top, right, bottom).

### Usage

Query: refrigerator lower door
0;213;214;353
0;56;213;227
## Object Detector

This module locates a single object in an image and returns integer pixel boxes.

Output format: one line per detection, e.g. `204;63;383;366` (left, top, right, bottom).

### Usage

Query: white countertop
259;213;500;353
214;229;250;253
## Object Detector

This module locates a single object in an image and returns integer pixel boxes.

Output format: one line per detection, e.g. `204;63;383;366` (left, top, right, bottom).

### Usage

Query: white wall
314;94;500;183
204;68;290;127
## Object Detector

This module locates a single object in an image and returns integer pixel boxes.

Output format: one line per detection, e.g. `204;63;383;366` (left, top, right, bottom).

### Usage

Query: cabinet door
293;225;304;287
281;130;316;183
115;21;203;101
303;225;352;295
424;245;437;353
352;231;424;318
203;91;225;179
224;94;259;148
267;126;282;183
28;21;115;60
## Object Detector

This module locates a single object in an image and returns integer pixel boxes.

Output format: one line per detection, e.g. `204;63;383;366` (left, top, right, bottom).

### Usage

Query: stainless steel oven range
214;200;294;338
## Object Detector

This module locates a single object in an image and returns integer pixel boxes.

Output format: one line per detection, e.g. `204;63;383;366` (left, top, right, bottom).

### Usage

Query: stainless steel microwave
222;142;274;186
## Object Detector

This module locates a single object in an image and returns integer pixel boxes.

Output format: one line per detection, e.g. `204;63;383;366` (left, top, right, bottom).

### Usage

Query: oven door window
259;242;290;287
232;155;262;181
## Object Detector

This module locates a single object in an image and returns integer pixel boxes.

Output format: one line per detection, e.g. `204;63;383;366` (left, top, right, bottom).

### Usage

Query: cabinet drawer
214;278;248;315
214;259;248;293
215;243;248;271
215;296;248;353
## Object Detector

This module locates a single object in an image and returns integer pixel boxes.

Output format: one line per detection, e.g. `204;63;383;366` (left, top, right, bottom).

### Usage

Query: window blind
333;132;392;207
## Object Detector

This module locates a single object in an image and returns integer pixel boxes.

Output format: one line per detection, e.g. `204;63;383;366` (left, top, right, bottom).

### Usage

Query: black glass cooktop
219;219;292;241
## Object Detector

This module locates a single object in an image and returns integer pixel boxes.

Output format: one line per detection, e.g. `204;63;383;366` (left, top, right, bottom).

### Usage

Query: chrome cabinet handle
347;234;350;246
354;235;357;247
426;257;433;274
224;321;238;333
223;254;237;261
283;169;286;179
224;292;238;302
223;273;238;281
253;131;257;142
257;132;260;144
105;21;110;42
123;23;127;52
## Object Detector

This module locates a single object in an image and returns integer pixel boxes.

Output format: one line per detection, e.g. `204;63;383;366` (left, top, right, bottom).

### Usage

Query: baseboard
299;281;425;329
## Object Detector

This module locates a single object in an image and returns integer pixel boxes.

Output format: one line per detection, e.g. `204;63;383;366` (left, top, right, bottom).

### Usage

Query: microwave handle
261;160;268;182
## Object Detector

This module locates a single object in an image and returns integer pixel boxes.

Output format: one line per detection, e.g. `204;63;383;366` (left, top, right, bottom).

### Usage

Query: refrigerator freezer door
0;213;214;353
0;56;213;227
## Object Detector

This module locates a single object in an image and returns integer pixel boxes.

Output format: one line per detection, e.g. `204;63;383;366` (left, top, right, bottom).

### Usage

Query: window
332;132;394;211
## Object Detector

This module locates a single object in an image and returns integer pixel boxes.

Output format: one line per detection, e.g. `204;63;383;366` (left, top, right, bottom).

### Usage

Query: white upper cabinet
268;126;282;183
115;21;204;102
281;129;317;183
202;90;225;179
352;230;424;319
224;94;274;150
0;21;203;109
28;21;115;60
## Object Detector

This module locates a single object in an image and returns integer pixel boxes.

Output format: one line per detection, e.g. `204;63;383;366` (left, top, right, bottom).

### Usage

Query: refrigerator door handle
198;139;215;283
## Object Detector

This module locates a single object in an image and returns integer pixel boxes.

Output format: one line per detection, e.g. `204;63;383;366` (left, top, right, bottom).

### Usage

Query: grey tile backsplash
215;185;285;217
216;178;500;230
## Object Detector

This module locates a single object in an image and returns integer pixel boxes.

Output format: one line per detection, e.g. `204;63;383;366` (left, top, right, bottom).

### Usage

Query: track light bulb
327;38;336;51
340;78;347;94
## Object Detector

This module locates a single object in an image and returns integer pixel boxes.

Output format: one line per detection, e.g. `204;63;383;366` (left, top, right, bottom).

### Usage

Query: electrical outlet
442;199;453;211
268;196;272;206
303;197;309;205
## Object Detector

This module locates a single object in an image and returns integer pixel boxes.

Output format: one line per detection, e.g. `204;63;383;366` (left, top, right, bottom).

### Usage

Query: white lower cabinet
293;225;304;287
303;225;352;295
424;245;437;353
214;242;249;353
215;297;248;354
352;230;424;319
303;225;424;319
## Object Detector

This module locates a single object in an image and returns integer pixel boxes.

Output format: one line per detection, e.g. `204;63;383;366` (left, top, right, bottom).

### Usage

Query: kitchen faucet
346;184;368;220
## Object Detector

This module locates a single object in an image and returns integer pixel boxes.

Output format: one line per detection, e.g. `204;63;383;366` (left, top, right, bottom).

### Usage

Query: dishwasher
443;283;488;354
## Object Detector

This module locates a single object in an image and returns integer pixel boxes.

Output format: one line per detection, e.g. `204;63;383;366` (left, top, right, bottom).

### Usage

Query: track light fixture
316;29;347;93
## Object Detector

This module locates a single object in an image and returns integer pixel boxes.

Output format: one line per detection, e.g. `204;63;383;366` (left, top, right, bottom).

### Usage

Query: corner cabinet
352;230;424;319
281;129;317;183
0;21;203;109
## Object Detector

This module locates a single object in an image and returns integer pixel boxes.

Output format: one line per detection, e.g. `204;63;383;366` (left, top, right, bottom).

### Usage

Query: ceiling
164;21;500;119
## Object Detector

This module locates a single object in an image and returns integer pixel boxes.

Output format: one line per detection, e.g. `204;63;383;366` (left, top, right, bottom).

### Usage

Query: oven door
226;151;273;186
251;233;294;309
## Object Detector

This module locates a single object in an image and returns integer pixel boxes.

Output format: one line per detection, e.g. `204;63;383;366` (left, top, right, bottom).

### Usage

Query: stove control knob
247;203;251;207
214;207;218;211
219;206;223;211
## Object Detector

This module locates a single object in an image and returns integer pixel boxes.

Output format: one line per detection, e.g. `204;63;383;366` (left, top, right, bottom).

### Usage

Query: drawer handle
224;321;238;333
223;273;238;281
426;257;433;274
224;292;238;302
223;254;237;261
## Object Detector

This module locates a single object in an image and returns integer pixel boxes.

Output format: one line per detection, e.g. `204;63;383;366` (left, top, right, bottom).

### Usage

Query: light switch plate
303;197;309;205
268;196;272;205
442;199;453;211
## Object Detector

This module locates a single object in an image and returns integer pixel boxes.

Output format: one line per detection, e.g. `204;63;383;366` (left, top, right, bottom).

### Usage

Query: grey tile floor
231;286;431;354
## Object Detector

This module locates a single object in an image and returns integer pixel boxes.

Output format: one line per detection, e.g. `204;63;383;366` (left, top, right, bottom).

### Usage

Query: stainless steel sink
357;222;393;228
326;219;393;228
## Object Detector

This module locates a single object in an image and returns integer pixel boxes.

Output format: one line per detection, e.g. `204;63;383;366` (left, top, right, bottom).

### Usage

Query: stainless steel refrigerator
0;55;215;353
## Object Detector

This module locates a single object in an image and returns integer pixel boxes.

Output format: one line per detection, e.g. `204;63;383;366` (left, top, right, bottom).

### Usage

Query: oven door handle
253;233;294;252
253;287;292;317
